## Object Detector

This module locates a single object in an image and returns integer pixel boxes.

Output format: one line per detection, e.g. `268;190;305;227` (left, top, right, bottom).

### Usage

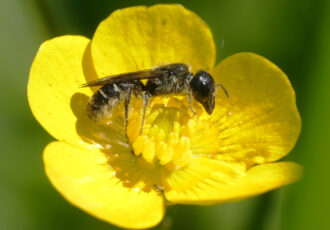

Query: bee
82;63;229;137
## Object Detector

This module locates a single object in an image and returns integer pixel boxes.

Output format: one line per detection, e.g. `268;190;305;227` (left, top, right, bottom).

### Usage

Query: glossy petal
210;52;301;164
44;142;165;229
164;158;302;204
91;4;215;77
28;36;96;148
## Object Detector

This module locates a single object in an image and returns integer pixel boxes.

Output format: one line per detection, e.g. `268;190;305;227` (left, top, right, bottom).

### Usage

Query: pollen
128;97;198;170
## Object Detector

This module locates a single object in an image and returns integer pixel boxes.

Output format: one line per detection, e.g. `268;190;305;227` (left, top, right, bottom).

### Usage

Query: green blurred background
1;0;329;229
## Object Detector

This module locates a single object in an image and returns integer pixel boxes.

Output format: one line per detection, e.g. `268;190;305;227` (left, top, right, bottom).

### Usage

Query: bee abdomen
87;84;121;120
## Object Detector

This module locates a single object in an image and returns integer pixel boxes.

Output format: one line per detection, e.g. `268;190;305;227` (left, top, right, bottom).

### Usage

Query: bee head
190;71;215;114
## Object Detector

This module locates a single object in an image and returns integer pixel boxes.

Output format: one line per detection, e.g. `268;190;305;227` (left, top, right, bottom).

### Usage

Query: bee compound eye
190;71;215;98
189;71;216;114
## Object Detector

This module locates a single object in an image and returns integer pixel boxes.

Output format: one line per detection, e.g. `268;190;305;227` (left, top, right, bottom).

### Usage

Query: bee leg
124;88;132;142
140;92;149;135
186;82;197;115
153;184;164;193
188;90;197;115
185;77;196;115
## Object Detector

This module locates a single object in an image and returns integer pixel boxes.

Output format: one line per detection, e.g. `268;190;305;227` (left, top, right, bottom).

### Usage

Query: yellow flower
28;4;302;229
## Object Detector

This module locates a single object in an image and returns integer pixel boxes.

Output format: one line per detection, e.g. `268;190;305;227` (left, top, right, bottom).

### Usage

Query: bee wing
81;68;169;87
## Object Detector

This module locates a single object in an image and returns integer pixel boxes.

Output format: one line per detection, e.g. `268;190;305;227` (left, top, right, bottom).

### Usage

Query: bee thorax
146;76;187;96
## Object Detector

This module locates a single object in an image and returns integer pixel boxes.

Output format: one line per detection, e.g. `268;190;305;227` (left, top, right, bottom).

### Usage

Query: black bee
82;63;229;136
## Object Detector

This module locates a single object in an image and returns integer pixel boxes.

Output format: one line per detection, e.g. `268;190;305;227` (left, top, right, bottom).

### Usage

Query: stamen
88;95;222;171
129;97;196;170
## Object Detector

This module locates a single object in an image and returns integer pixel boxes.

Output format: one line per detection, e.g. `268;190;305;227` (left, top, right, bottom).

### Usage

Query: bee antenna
215;83;229;98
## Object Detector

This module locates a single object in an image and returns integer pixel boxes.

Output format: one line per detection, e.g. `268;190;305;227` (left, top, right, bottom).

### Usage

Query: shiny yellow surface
28;36;93;148
91;4;216;76
44;142;164;229
164;159;302;204
27;4;302;229
210;52;301;164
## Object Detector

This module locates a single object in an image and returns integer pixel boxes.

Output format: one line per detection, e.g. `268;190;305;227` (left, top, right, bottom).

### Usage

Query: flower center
127;97;196;170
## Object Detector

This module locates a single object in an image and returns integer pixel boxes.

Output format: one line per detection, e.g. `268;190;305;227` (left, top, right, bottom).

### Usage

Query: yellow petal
210;52;301;164
44;142;165;229
28;36;94;148
91;4;215;76
164;158;302;204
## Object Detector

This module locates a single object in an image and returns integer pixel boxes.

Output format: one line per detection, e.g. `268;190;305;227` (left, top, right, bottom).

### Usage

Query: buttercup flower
28;4;302;229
